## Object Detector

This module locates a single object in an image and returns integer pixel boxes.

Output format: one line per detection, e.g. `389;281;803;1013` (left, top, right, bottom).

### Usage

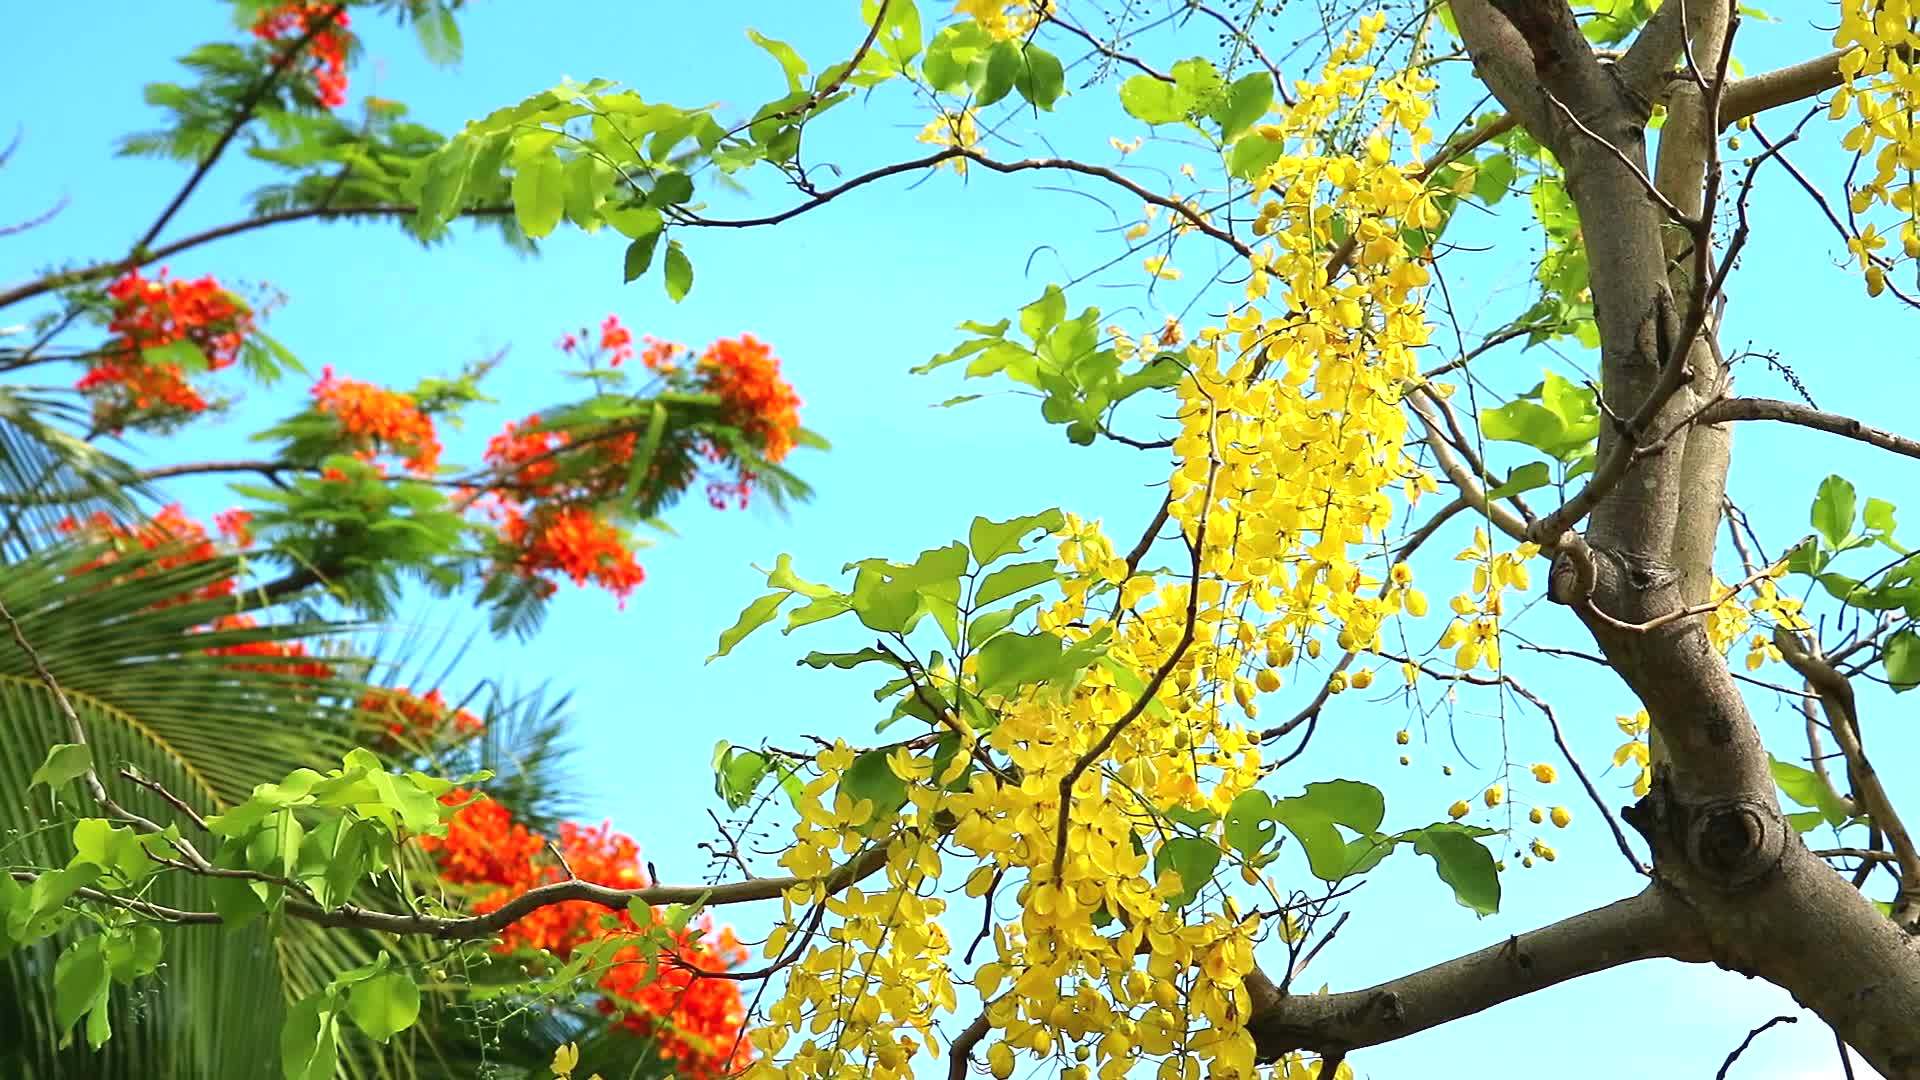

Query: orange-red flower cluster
251;2;352;109
497;505;646;602
79;268;253;429
360;686;484;745
204;613;336;679
58;504;241;606
698;335;802;464
419;793;753;1075
600;314;635;367
311;366;442;475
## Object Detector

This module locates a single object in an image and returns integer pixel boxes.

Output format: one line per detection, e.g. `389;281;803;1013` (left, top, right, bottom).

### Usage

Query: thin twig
1716;1016;1798;1079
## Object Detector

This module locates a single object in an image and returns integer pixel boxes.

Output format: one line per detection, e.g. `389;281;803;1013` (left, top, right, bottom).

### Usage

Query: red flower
698;335;802;463
79;268;253;430
499;506;645;603
203;613;335;680
251;3;353;109
58;504;240;607
360;686;484;745
418;795;755;1073
310;366;442;475
600;314;635;367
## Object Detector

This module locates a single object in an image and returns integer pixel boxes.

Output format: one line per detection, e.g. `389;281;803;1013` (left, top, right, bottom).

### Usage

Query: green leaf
709;591;789;661
966;593;1046;648
973;631;1064;695
663;240;693;301
1017;45;1065;109
712;743;772;809
1884;629;1920;692
1865;497;1897;536
838;750;908;824
1228;132;1284;181
1223;790;1277;856
1218;72;1273;139
974;560;1058;608
509;152;566;238
30;743;92;799
850;566;922;633
1119;75;1187;125
1172;57;1225;116
1153;836;1220;907
977;39;1022;106
414;3;463;64
142;338;211;372
799;648;896;670
1270;780;1387;880
348;970;420;1042
1408;823;1501;915
281;992;338;1080
1786;810;1826;833
1486;461;1552;500
54;936;108;1046
748;29;808;92
923;22;991;92
969;509;1064;566
1768;754;1850;826
1473;152;1517;204
1813;474;1857;548
767;553;836;598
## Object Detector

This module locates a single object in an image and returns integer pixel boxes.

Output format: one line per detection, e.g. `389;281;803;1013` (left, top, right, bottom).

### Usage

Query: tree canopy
4;2;1920;1079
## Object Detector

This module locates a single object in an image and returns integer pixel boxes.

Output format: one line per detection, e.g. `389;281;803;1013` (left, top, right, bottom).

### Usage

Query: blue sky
5;3;1917;1077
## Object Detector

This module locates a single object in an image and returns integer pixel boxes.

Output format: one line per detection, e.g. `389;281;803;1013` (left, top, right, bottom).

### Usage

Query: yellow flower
1448;800;1470;820
1395;729;1410;745
1143;254;1182;280
1530;763;1557;784
1483;784;1504;808
1551;806;1572;828
916;109;980;173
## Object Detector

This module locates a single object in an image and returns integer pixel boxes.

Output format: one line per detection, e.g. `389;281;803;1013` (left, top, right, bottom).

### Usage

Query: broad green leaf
1020;285;1067;341
1767;754;1850;825
1812;475;1857;548
974;631;1063;695
851;566;921;633
1218;72;1273;139
54;936;108;1047
767;553;835;598
281;992;338;1080
1408;823;1501;915
969;509;1065;565
974;560;1058;608
922;22;991;92
30;743;92;799
748;29;808;92
798;648;896;670
1884;629;1920;692
1228;132;1284;181
414;3;462;64
709;591;789;661
977;39;1021;106
712;743;771;809
1172;57;1225;116
664;240;693;301
348;971;420;1042
966;593;1046;648
1017;45;1065;109
1473;152;1517;203
839;750;909;825
1865;497;1897;536
103;923;164;982
1153;836;1220;907
786;593;853;631
509;152;566;238
1223;790;1276;856
1119;75;1187;125
1486;461;1552;500
1269;780;1386;880
1786;810;1826;833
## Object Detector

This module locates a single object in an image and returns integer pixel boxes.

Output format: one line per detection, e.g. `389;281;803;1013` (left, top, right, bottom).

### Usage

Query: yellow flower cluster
1831;0;1920;295
917;108;981;173
953;0;1054;41
1702;567;1807;670
748;16;1459;1079
1611;709;1653;798
1436;528;1537;671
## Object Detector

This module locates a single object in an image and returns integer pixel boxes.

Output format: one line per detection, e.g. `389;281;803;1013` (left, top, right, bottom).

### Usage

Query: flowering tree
8;2;1920;1080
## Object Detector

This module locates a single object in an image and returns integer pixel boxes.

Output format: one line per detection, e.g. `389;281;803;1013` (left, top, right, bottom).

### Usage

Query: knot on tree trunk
1623;780;1785;892
1547;537;1679;624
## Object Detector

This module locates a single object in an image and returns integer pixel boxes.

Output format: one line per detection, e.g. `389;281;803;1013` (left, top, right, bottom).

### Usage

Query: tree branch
0;204;512;312
136;4;349;254
1246;886;1702;1061
1700;398;1920;461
